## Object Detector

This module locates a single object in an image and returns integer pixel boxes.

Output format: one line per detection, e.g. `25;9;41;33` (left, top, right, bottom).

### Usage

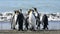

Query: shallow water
48;21;60;30
0;21;11;30
0;21;60;30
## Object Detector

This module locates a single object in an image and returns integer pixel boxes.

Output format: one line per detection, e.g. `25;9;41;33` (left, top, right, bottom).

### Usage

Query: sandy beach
0;30;60;34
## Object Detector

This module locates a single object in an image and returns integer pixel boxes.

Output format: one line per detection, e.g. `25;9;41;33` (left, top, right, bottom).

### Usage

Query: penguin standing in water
33;8;41;30
28;9;37;30
42;14;48;30
25;14;29;30
16;10;24;31
12;10;19;30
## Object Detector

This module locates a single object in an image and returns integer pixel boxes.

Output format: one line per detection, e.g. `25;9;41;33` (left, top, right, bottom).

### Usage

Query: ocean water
0;0;60;13
0;21;60;30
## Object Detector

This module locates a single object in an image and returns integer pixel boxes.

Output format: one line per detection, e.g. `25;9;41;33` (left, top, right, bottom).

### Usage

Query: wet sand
0;30;60;34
